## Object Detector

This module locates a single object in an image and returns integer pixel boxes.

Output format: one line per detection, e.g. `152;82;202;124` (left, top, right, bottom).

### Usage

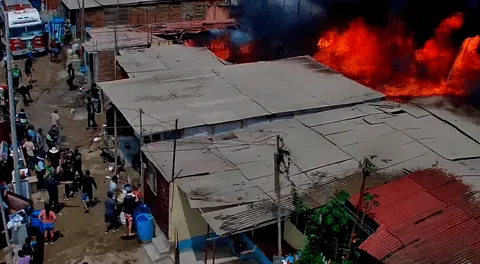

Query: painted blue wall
178;233;272;264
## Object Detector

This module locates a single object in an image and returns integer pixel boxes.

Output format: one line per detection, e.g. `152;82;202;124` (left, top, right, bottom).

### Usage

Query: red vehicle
0;0;46;57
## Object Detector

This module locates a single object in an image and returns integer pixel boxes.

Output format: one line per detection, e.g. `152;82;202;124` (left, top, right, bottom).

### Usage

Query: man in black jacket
81;170;97;213
86;97;97;130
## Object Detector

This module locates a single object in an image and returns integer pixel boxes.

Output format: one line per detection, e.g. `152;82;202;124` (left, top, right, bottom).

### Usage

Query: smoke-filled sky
235;0;480;48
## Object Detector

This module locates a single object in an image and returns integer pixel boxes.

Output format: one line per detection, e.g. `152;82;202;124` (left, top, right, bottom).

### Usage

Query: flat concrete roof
143;101;480;236
101;54;384;136
83;27;165;52
117;45;225;79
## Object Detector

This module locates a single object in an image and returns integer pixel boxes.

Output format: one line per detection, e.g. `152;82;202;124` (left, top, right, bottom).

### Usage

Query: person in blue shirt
27;125;38;145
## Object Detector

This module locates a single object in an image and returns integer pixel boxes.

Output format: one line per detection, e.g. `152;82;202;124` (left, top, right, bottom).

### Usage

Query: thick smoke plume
186;0;480;104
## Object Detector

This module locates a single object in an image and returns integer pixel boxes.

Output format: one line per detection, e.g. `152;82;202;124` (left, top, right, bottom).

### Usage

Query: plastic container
30;210;44;233
136;213;154;244
134;203;151;232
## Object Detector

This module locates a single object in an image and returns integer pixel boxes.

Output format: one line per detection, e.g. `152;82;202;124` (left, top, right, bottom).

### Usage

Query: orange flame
202;34;255;63
206;35;232;61
184;39;195;47
314;13;480;97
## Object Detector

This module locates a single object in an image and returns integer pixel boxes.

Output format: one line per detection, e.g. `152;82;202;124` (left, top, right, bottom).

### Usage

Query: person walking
38;204;56;244
104;191;119;234
86;97;97;129
16;108;28;124
25;55;34;82
22;136;36;170
122;184;138;237
11;64;22;91
66;63;75;90
17;83;33;104
72;148;83;177
60;163;74;200
45;175;72;213
36;128;45;154
34;155;46;191
81;170;97;213
50;110;61;128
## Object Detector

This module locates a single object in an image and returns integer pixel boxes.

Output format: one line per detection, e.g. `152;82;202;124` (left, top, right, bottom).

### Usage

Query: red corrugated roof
351;168;480;263
358;225;403;260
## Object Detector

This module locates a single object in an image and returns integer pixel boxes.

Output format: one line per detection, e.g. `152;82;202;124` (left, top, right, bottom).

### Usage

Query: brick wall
80;1;230;28
97;51;115;82
46;0;61;10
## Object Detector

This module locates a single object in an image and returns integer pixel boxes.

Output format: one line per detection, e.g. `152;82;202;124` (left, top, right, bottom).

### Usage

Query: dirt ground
1;55;150;264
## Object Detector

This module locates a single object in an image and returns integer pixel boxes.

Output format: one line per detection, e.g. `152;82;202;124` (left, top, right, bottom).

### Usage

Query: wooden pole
81;0;85;42
139;109;144;199
275;135;282;257
114;108;118;175
204;225;210;263
346;165;368;259
113;0;119;80
212;238;217;264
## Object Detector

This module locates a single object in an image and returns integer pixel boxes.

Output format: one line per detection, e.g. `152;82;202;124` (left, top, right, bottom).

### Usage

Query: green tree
293;190;354;264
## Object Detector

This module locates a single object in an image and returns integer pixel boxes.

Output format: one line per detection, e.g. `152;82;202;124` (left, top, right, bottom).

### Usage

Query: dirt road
1;55;150;264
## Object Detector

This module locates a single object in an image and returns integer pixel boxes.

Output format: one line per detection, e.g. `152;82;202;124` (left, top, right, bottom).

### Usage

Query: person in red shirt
39;203;57;244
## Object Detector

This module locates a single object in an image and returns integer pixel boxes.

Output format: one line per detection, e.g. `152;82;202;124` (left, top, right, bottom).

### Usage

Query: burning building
191;0;480;101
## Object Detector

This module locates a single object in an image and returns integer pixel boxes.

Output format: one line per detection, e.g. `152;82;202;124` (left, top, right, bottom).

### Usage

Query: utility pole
274;135;282;258
113;0;119;80
4;13;22;194
80;0;85;42
113;107;118;175
168;119;179;226
0;194;13;264
139;109;144;198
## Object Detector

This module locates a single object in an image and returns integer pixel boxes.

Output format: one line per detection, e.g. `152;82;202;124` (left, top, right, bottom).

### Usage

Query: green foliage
295;190;353;264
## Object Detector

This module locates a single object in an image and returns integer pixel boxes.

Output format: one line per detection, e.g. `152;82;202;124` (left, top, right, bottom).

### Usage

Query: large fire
314;13;480;97
192;12;480;98
185;33;255;63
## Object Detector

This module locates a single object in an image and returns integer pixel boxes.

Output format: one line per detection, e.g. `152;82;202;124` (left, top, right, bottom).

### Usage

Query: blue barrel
136;213;154;243
30;210;44;233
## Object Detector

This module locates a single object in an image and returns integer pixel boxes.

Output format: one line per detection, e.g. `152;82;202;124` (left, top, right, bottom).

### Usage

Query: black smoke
233;0;480;55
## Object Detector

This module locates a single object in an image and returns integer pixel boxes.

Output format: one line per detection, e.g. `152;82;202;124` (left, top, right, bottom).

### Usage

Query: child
38;204;56;244
104;191;118;233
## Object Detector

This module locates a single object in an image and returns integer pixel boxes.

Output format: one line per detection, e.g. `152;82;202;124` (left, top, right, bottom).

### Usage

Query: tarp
4;191;32;211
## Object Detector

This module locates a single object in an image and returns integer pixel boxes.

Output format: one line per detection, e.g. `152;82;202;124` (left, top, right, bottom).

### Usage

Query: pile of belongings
7;209;27;230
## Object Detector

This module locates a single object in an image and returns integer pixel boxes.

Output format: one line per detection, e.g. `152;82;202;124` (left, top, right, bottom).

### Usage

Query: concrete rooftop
101;53;384;136
143;101;480;236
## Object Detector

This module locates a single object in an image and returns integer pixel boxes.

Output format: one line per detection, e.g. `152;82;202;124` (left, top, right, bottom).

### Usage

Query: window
26;24;43;37
147;162;157;194
10;27;26;38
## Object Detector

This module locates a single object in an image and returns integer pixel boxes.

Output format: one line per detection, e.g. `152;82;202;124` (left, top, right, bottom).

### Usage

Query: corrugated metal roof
142;100;480;236
359;225;403;260
101;55;384;136
352;169;480;264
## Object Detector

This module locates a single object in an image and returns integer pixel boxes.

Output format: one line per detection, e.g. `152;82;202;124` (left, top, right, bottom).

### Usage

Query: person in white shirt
50;110;61;128
22;136;35;169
